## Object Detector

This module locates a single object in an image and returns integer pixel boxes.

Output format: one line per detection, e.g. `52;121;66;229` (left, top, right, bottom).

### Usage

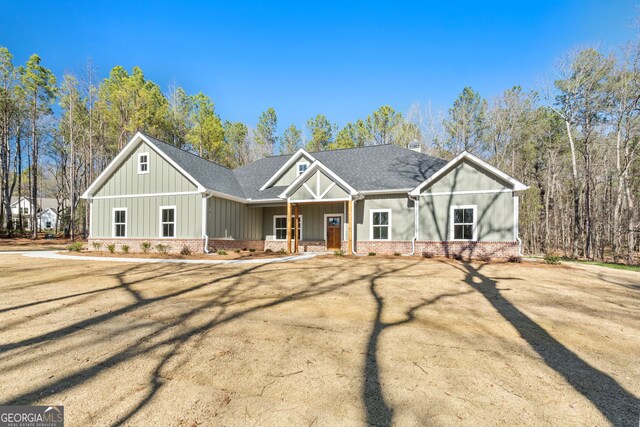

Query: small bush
107;244;116;253
507;255;522;263
265;248;273;253
368;252;376;256
91;241;102;250
451;253;463;261
121;245;130;254
478;255;492;262
544;254;561;265
68;242;83;252
141;242;152;253
180;245;192;256
156;244;170;255
422;251;434;259
242;247;248;251
393;252;401;257
248;248;256;252
235;249;241;253
278;248;287;254
217;249;227;255
334;249;344;256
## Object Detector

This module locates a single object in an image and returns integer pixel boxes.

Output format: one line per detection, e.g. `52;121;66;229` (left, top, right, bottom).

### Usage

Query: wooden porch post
294;204;299;253
347;197;353;254
287;200;292;253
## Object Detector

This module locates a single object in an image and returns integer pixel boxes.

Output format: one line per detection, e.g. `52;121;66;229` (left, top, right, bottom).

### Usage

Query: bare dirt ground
69;249;293;260
0;254;638;426
0;237;75;251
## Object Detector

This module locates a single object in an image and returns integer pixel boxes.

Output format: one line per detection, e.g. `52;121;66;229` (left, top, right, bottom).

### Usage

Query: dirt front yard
0;254;638;426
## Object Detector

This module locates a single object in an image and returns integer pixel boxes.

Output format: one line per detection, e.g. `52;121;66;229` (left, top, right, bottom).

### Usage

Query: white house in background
9;197;62;230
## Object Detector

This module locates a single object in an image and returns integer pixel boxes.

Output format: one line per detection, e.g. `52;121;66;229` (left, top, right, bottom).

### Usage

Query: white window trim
296;161;310;176
138;152;149;174
323;213;345;244
159;205;177;238
112;207;127;238
450;205;477;241
370;208;392;241
273;214;303;241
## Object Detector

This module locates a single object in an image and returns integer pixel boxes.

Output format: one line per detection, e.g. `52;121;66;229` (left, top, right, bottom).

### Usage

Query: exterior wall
38;210;57;230
88;238;204;254
354;194;415;241
425;160;510;193
273;155;313;187
263;203;345;241
418;192;514;242
90;193;203;239
94;141;197;197
207;196;263;239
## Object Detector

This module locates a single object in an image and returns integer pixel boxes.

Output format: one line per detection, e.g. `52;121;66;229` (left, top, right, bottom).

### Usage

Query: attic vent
408;140;422;153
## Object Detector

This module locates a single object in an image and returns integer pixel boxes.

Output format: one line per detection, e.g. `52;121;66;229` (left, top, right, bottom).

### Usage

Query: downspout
203;193;214;253
407;194;419;256
351;194;364;255
514;194;523;256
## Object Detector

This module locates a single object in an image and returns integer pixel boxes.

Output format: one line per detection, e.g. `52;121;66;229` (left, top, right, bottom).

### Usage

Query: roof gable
259;148;316;190
279;160;357;199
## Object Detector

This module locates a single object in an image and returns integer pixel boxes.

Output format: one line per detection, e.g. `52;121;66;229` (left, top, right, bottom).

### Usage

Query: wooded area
0;41;638;263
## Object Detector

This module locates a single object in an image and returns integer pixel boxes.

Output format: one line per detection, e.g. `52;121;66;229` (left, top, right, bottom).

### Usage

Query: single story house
10;196;61;230
81;132;528;258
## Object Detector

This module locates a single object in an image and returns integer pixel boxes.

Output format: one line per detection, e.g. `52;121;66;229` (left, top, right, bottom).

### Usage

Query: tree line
0;41;638;263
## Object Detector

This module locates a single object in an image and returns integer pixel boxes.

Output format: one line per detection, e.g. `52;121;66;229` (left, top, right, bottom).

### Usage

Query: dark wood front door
326;216;342;250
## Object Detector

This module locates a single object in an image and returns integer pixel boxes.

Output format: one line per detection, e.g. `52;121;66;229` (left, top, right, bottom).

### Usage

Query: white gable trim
259;148;316;191
278;160;358;199
409;151;529;196
81;132;206;200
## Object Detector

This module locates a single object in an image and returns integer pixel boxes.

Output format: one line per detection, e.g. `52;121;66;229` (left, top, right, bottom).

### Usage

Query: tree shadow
451;261;640;426
362;261;472;426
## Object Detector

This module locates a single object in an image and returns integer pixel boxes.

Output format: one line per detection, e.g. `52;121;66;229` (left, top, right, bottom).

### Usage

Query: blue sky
1;1;637;133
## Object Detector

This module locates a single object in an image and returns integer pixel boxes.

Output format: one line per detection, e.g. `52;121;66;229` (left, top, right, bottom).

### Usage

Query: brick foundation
354;240;519;259
209;239;265;251
264;240;328;252
88;238;205;254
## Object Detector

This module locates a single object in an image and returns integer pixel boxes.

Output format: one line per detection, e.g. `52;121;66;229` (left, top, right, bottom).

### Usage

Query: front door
326;216;342;250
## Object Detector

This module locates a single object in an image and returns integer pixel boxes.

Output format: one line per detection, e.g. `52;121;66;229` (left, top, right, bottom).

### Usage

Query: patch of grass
91;241;102;250
333;249;344;256
217;249;227;255
68;242;83;252
368;252;376;256
544;254;561;265
121;244;130;254
107;244;116;254
180;245;192;256
141;242;152;253
561;257;640;272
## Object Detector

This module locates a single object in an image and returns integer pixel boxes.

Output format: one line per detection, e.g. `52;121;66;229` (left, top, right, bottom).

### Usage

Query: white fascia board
359;188;413;195
259;148;316;191
409;151;529;196
278;160;358;199
81;132;207;200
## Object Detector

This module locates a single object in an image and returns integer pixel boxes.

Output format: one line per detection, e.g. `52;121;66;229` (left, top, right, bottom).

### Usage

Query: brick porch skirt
88;238;205;254
354;240;519;259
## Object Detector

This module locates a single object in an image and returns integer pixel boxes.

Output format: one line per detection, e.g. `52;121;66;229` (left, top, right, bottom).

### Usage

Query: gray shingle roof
144;133;447;201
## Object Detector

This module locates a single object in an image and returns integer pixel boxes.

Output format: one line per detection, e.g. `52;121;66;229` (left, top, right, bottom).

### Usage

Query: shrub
451;253;463;261
265;248;273;253
333;249;344;256
235;249;241;253
217;249;227;255
368;252;376;256
121;245;130;254
180;245;192;256
422;251;434;259
141;242;152;253
156;244;170;255
91;241;102;251
393;252;401;257
544;254;561;265
107;244;116;254
278;248;287;254
248;248;256;252
68;242;83;252
478;255;492;262
242;247;248;251
507;255;522;263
